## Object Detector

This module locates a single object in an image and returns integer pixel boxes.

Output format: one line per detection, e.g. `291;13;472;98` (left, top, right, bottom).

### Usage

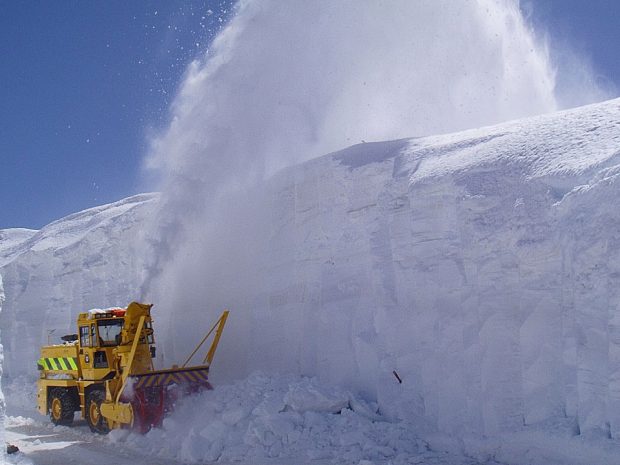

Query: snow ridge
0;193;157;268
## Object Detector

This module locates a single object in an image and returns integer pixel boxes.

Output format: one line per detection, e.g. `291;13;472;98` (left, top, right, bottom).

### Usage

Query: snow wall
1;102;620;442
150;98;620;439
136;0;615;441
0;99;618;443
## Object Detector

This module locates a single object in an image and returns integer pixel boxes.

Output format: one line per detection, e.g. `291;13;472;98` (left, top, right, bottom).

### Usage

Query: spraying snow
140;0;558;299
140;0;564;372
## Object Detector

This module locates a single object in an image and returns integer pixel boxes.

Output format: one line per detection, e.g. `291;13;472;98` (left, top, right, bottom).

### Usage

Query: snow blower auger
36;302;229;434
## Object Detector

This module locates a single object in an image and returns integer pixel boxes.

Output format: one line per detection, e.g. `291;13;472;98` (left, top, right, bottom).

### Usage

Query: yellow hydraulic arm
116;315;146;403
182;310;229;367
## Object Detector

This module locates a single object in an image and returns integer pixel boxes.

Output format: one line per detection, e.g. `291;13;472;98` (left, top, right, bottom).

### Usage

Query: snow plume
141;0;558;349
520;1;617;110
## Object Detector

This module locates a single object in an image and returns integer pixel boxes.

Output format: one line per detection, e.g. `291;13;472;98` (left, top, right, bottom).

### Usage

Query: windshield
97;319;124;346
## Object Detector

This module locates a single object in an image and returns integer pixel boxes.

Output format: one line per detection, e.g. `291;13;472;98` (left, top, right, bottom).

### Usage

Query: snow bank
113;373;620;465
111;373;465;464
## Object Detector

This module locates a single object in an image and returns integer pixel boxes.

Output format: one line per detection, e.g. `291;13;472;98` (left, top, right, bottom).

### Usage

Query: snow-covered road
5;417;182;465
4;417;497;465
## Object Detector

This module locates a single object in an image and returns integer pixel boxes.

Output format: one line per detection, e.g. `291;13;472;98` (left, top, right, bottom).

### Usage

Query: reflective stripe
130;368;212;389
38;357;79;371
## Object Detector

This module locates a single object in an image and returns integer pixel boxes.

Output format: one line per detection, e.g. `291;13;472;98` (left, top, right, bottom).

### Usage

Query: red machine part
111;309;126;317
124;366;213;433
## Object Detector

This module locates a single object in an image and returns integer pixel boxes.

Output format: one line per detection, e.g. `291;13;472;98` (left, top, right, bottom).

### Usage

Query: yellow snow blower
36;302;228;433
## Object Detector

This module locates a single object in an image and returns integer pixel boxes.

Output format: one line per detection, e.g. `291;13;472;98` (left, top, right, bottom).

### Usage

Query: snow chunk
283;376;350;413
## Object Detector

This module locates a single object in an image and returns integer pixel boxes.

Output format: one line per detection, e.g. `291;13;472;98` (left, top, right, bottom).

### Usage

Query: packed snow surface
1;99;620;464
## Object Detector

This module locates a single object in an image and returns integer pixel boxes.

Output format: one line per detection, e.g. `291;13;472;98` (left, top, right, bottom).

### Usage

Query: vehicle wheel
49;388;76;426
85;390;110;434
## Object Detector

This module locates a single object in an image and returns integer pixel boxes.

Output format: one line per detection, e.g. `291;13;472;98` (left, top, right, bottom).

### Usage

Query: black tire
85;389;110;434
49;388;76;426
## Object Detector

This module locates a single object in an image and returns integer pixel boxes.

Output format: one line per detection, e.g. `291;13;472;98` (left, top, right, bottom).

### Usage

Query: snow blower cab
37;302;229;434
76;305;150;381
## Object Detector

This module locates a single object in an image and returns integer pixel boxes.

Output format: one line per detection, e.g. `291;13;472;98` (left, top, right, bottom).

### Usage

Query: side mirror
150;346;156;359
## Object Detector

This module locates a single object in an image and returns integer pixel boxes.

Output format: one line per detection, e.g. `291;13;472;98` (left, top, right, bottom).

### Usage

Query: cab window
97;319;124;346
79;326;90;347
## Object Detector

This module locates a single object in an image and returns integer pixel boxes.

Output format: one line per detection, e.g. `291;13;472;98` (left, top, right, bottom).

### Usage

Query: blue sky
1;0;618;229
1;0;233;229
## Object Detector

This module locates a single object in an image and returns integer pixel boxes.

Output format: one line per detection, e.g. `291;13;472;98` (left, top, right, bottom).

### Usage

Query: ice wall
0;194;157;381
159;98;620;438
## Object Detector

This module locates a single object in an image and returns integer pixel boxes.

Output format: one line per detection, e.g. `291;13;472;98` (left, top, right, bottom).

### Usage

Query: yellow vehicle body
37;302;228;433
